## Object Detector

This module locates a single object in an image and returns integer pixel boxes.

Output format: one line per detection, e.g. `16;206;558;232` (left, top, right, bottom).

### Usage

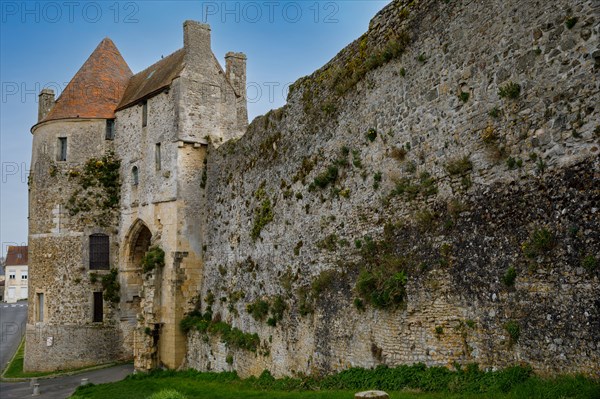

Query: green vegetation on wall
142;246;166;274
251;185;274;241
65;151;121;226
498;82;521;99
353;226;410;309
246;295;288;327
521;228;554;259
180;311;260;352
101;268;120;304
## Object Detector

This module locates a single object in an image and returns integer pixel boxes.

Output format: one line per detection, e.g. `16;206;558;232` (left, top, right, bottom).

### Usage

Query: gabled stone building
26;21;247;371
3;246;28;303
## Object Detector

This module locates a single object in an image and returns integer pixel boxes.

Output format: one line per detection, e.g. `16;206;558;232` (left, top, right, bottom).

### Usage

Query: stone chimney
225;52;248;129
38;88;55;122
183;20;213;73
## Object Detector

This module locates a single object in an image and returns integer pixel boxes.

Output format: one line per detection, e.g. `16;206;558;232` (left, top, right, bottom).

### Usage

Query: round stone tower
25;38;133;372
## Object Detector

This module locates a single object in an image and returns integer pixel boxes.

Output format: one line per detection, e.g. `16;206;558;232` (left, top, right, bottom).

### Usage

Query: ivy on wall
65;151;121;226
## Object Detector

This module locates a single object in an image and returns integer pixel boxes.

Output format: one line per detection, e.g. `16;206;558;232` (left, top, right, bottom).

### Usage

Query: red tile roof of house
5;246;28;266
41;38;132;123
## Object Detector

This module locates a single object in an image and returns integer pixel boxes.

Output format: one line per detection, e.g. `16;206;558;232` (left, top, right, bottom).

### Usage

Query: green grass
1;339;62;379
69;365;599;399
2;339;117;379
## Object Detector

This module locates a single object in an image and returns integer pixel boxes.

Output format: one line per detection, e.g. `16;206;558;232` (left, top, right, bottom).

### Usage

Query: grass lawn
1;339;60;379
2;339;120;379
70;367;600;399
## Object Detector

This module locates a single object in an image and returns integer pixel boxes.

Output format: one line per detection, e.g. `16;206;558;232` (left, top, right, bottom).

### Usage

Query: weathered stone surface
187;0;599;379
355;391;389;399
26;0;600;379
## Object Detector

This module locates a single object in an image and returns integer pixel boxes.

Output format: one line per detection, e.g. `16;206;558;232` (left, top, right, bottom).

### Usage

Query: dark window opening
89;233;110;270
106;119;115;140
58;137;67;161
142;101;148;127
132;166;139;186
37;293;44;322
93;292;103;322
155;143;161;171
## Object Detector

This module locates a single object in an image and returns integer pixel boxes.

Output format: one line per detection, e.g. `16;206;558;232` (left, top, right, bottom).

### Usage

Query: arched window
89;233;109;270
132;166;139;186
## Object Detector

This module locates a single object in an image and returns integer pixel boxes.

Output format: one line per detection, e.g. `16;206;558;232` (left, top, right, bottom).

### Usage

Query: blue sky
0;0;389;257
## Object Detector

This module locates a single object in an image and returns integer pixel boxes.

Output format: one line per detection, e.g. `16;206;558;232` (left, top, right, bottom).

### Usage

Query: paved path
0;302;28;373
0;363;133;399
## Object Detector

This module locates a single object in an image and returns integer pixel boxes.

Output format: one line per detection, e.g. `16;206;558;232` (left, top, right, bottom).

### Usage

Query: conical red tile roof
42;38;132;123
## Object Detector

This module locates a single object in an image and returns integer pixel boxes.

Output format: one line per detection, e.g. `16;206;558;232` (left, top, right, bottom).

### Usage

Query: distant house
0;257;4;301
4;246;28;303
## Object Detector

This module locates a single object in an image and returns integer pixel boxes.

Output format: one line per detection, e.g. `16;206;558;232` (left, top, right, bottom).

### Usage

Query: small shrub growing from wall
247;299;270;321
445;156;473;176
581;255;598;272
498;82;521;99
312;166;339;189
502;266;517;287
296;287;313;316
488;107;500;118
373;171;382;190
356;269;407;309
317;234;339;251
521;228;554;259
251;198;274;240
390;146;407;161
311;269;337;295
565;16;578;29
101;268;120;304
366;128;378;142
504;320;521;345
142;246;166;274
267;296;287;327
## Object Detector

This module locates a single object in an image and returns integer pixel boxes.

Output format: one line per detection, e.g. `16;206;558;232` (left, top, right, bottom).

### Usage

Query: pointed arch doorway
120;220;153;366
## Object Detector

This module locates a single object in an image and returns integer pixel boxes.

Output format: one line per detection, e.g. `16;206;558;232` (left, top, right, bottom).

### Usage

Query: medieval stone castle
27;0;599;377
27;21;245;371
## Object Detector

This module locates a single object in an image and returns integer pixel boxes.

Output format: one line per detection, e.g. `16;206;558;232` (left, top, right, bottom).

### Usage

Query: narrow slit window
155;143;161;171
57;137;67;161
93;292;103;322
132;166;139;186
142;102;148;127
105;119;115;140
89;233;110;270
37;293;44;322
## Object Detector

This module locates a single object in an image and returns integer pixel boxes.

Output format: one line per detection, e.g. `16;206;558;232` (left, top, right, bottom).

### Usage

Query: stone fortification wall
187;0;599;377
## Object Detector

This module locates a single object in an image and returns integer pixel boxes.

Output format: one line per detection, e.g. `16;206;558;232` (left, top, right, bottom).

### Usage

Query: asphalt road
0;363;134;399
0;302;28;373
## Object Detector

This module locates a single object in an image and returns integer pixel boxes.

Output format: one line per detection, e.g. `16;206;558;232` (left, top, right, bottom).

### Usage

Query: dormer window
142;101;148;127
132;166;139;186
